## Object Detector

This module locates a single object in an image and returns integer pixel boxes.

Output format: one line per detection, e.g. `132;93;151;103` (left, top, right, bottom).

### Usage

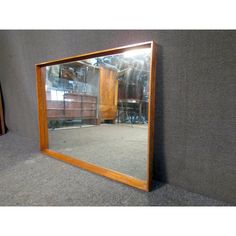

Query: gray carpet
0;132;230;206
48;124;147;180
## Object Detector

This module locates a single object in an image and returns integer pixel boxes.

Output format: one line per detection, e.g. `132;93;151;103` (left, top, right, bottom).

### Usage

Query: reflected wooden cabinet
99;67;118;123
46;93;97;123
46;66;118;124
64;94;97;120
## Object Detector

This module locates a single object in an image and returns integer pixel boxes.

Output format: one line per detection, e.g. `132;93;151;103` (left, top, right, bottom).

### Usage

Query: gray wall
0;30;235;204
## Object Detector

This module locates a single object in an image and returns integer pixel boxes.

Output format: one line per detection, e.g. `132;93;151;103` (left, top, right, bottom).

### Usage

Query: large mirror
36;42;157;191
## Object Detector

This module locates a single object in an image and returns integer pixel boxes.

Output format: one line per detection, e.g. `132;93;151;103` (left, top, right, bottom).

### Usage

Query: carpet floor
0;132;230;206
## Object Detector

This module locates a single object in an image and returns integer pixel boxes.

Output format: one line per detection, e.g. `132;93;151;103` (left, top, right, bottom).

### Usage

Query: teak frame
36;41;157;191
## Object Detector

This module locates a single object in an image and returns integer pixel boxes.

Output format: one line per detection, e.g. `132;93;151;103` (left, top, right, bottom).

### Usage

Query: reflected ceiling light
123;48;150;58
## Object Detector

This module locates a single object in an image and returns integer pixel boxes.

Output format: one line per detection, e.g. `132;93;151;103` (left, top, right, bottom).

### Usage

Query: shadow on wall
153;44;167;184
0;82;8;135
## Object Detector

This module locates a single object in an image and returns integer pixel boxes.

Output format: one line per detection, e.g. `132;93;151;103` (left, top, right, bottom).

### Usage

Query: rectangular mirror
36;41;157;191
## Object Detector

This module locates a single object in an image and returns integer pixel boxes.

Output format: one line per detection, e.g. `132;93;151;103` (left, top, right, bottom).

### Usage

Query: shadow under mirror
44;47;151;181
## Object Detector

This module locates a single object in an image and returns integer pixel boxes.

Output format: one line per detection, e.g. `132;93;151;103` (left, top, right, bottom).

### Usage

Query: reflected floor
48;124;148;180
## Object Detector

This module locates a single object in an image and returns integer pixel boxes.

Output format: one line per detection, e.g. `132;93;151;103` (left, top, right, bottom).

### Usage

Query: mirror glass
44;47;151;180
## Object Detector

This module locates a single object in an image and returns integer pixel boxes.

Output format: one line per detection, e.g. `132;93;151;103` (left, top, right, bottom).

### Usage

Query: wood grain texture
147;41;158;191
43;149;148;191
36;41;154;67
36;66;48;150
99;67;118;121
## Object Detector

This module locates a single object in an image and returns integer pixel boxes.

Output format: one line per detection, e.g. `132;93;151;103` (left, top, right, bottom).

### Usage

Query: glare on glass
45;49;150;180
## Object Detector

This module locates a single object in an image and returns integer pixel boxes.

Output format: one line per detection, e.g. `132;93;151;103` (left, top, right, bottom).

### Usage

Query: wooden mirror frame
36;41;157;191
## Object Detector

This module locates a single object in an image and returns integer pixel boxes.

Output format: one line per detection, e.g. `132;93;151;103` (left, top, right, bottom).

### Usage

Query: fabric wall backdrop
0;30;235;204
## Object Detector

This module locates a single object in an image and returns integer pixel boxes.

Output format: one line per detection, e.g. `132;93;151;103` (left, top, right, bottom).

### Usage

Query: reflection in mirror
45;48;151;180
